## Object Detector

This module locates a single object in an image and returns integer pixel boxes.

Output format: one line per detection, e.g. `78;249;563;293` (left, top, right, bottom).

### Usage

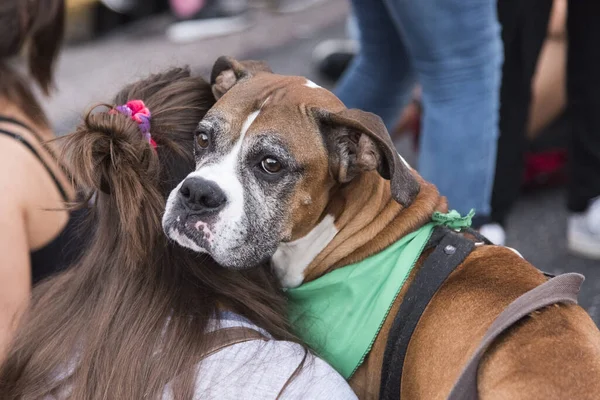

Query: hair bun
71;104;159;193
61;104;163;259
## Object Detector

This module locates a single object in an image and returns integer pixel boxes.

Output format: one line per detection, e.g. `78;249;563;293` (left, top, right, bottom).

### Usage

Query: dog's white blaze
304;79;322;89
168;228;206;253
187;109;261;240
272;215;338;288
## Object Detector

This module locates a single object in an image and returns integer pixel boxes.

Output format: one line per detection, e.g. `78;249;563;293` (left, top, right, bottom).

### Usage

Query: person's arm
0;145;32;361
528;0;567;138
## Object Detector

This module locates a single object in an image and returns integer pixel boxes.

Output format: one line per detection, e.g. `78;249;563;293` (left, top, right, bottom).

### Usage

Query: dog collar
286;210;474;379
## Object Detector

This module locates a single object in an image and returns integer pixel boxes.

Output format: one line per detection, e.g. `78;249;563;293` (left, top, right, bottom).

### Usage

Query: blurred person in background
328;0;503;229
0;0;90;359
165;0;328;43
489;0;600;260
94;0;248;41
166;0;251;42
486;0;565;246
316;1;574;248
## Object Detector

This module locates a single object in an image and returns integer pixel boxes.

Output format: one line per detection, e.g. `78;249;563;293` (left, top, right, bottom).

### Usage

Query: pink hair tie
110;100;157;149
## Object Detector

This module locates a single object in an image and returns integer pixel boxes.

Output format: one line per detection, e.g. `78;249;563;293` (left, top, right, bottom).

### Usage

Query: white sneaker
166;15;251;42
568;197;600;260
479;223;506;246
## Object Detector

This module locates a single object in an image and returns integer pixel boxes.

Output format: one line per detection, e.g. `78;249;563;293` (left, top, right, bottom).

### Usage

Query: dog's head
163;57;419;272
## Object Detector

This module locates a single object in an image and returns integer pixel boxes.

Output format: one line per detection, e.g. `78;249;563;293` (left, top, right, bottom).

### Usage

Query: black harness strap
379;226;476;400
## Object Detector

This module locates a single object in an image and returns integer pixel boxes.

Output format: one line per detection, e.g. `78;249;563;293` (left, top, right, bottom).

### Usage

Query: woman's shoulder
180;313;357;400
0;128;62;206
0;134;43;225
0;132;36;191
190;338;356;400
0;118;72;201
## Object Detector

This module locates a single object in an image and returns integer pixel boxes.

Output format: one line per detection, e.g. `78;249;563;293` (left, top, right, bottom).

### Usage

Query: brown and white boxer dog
163;57;600;399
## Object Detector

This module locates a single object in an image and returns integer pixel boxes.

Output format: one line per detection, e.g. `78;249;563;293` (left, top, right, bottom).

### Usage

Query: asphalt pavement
47;1;600;324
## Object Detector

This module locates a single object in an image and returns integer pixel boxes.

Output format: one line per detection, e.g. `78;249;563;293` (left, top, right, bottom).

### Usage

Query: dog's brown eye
261;157;281;174
196;132;210;149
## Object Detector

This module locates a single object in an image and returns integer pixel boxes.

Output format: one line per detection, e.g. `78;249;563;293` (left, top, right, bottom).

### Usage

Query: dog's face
163;57;419;271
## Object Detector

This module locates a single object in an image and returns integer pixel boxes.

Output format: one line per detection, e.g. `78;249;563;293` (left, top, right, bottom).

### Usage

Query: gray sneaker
568;197;600;260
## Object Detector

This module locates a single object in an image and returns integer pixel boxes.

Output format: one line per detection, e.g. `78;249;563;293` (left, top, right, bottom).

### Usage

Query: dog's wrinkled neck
300;172;446;283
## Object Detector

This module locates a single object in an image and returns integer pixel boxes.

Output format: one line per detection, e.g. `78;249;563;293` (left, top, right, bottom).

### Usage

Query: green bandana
286;210;474;379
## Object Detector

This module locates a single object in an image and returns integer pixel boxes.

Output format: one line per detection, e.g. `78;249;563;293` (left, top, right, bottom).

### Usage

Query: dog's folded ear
313;108;420;207
210;56;272;99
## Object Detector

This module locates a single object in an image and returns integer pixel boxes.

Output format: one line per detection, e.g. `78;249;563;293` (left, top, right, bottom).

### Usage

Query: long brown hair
0;0;64;127
0;68;301;399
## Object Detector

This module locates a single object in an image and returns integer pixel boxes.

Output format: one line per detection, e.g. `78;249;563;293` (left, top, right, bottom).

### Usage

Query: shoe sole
311;39;358;65
567;229;600;260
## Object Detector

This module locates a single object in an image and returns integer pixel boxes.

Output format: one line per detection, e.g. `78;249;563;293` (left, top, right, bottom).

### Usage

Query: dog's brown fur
314;170;600;399
207;58;600;399
306;167;600;399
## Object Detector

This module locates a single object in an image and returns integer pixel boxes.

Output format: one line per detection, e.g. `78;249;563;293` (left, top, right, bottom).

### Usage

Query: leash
447;272;583;400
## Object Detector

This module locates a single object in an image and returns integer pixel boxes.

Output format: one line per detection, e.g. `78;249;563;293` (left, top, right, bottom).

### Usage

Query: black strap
0;114;72;177
379;226;476;400
0;128;69;202
0;116;38;137
0;115;55;154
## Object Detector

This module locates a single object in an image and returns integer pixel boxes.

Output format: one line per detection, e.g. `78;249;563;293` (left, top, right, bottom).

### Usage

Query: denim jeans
335;0;502;220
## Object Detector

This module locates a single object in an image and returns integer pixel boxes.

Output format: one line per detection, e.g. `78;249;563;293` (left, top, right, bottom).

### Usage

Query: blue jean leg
346;13;358;43
384;0;502;218
334;0;415;129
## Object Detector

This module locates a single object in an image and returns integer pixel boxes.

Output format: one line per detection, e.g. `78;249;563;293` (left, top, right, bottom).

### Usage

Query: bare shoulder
0;135;35;207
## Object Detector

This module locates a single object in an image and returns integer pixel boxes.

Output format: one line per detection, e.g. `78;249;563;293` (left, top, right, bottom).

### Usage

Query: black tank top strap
0;115;67;162
0;127;69;202
0;115;36;134
0;115;52;146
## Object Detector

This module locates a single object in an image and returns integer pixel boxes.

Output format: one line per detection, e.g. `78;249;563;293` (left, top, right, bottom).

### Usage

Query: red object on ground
522;149;568;191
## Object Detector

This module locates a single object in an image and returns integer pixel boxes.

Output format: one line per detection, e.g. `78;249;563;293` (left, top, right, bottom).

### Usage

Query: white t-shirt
47;313;357;400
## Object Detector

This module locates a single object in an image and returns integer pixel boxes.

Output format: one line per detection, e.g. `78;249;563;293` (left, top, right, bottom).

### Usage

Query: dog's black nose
179;177;226;212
